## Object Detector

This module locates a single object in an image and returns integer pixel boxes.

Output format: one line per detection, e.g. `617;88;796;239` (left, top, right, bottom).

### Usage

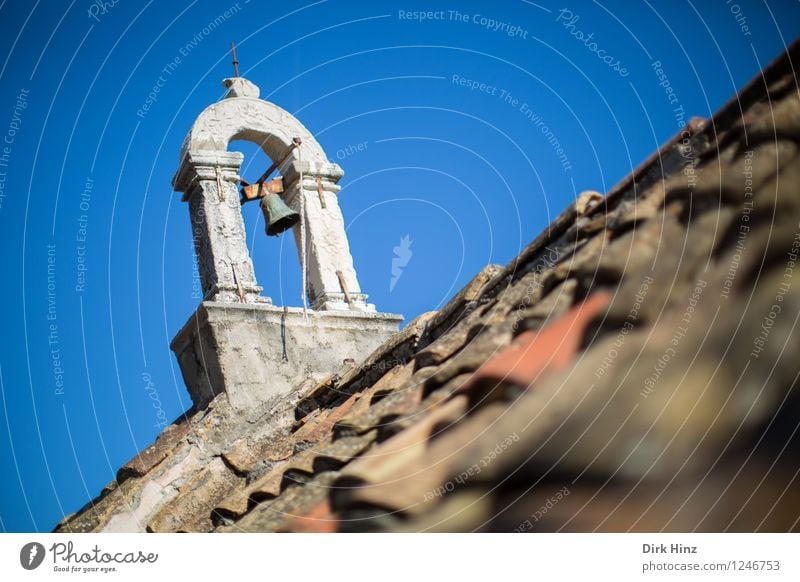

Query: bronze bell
261;191;300;236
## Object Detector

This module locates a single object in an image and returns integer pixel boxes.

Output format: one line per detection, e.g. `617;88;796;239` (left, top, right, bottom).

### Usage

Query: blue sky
0;0;798;532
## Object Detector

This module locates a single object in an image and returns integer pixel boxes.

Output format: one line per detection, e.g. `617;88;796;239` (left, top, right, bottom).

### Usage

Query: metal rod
254;137;301;185
231;42;240;77
336;270;354;307
280;307;289;362
315;176;327;209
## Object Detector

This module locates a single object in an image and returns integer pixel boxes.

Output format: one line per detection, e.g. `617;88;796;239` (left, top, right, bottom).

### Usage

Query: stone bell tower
169;75;402;410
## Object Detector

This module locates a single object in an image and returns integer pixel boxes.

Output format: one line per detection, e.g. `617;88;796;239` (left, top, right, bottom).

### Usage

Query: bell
261;192;300;236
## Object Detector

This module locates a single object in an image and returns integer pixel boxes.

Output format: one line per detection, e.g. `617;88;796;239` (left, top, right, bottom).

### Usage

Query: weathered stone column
283;159;372;312
173;150;268;304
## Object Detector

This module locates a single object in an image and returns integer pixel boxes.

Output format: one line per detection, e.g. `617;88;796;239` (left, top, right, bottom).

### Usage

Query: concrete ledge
171;302;403;409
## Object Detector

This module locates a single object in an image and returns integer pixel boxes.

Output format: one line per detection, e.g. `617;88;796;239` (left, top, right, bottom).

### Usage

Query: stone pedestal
170;302;403;409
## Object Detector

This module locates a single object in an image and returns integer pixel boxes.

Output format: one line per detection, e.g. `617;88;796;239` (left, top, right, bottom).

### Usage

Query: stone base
312;291;374;312
170;302;403;409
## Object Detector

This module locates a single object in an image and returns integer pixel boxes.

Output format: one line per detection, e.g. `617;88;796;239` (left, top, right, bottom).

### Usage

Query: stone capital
172;150;244;195
282;159;343;184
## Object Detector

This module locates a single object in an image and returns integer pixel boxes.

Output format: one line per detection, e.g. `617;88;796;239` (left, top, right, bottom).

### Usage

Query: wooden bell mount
240;177;284;203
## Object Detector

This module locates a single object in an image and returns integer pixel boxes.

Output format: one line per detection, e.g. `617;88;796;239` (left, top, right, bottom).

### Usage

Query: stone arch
181;93;327;165
172;77;372;311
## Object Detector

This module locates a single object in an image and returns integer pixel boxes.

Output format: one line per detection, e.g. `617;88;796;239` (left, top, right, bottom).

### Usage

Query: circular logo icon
19;542;46;570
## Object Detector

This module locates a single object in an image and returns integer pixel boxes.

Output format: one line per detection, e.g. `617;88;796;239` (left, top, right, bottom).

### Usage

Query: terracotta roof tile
147;457;243;532
462;292;612;404
338;396;469;485
283;500;338;533
117;416;193;482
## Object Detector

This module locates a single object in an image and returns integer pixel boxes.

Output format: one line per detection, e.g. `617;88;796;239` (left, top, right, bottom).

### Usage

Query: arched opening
229;138;302;307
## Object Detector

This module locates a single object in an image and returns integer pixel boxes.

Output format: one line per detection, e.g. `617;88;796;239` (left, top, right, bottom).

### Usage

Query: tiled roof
56;39;800;533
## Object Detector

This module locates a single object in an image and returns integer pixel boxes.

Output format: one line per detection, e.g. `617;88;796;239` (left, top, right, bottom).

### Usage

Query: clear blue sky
0;0;798;532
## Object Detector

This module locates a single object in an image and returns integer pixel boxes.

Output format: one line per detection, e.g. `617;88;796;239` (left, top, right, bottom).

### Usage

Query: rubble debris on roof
55;40;800;533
